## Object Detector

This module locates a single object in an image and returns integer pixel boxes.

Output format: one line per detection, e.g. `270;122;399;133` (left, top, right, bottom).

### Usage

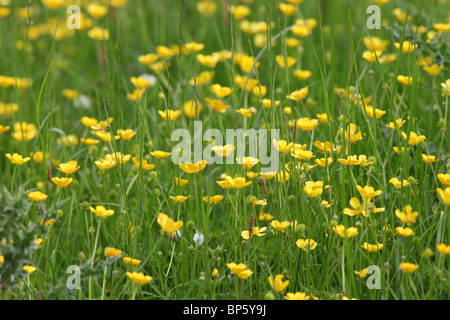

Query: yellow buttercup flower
423;64;443;76
437;174;450;185
158;109;181;121
272;139;293;153
395;205;418;226
87;3;108;19
275;55;296;68
89;206;115;218
131;158;155;171
174;177;188;186
387;118;406;130
104;247;122;258
241;226;267;240
290;148;314;160
397;75;413;85
0;125;10;133
293;69;312;80
237;156;259;168
205;97;229;113
389;177;411;189
196;54;218;68
183;100;203;118
169;195;191;203
401;131;426;145
116;129;136;140
395;227;415;237
123;257;142;266
363;36;390;51
285;292;310;300
27;191;48;202
270;220;290;233
227;263;253;279
356;185;382;203
268;274;289;293
44;218;54;227
296;239;318;251
436;243;450;256
105;153;131;165
278;2;296;15
436;187;450;205
138;53;158;65
394;41;417;53
87;27;109;41
211;144;235;157
58;161;80;174
303;181;329;198
422;154;438;163
151;150;171;159
216;176;252;189
354;268;368;278
361;242;384;252
157;213;183;236
5;153;31;165
236;108;252;117
340;123;362;143
343;197;385;217
196;0;217;17
332;225;359;238
399;262;419;274
52;177;74;188
211;83;233;98
91;130;120;142
126;272;152;285
95;159;117;170
202;195;223;205
42;0;64;10
287;87;309;101
179;160;207;174
81;138;100;146
22;265;37;274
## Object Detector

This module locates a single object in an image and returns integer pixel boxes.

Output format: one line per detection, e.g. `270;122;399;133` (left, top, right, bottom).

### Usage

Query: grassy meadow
0;0;449;300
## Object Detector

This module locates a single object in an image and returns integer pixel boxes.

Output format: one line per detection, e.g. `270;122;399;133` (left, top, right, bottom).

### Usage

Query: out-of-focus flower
227;263;253;279
89;206;115;218
332;225;358;238
395;205;418;226
52;177;73;188
399;262;419;274
23;265;37;274
123;257;141;266
436;187;450;205
268;274;289;293
27;191;48;202
6;153;31;165
287;87;309;101
285;292;310;300
241;226;267;240
104;247;122;258
58;160;80;174
296;239;318;251
179;160;207;174
157;213;183;236
126;272;152;284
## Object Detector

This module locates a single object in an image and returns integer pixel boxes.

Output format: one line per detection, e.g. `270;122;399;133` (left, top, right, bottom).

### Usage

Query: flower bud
264;292;275;300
